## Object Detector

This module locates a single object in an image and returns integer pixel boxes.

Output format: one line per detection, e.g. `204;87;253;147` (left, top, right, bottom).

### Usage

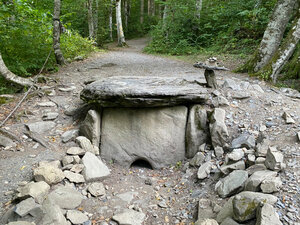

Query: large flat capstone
100;106;188;169
80;76;209;107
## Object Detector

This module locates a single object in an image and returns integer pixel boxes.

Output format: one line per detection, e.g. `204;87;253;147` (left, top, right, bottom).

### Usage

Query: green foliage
0;0;96;94
146;0;276;55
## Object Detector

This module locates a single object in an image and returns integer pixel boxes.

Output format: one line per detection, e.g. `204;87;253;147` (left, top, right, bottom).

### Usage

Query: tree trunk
124;0;130;30
0;53;33;87
116;0;126;46
253;0;297;72
163;2;168;28
87;0;94;39
195;0;202;19
140;0;144;24
151;0;155;16
109;0;114;41
94;0;99;39
271;10;300;83
148;0;151;16
53;0;65;65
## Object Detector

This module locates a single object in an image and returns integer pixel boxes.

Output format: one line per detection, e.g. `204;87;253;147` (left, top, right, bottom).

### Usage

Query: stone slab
100;106;188;169
81;76;209;107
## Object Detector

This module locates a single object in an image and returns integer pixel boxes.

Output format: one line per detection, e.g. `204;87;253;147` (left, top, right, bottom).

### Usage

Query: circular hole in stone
130;159;153;170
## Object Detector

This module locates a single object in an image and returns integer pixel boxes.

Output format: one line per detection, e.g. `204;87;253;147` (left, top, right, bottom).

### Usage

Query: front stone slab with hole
81;76;211;169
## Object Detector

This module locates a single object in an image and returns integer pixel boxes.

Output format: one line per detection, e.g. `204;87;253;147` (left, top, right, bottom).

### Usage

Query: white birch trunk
163;3;168;28
140;0;144;24
116;0;126;46
254;0;297;72
271;11;300;83
196;0;202;19
88;0;94;39
109;0;114;41
0;53;33;87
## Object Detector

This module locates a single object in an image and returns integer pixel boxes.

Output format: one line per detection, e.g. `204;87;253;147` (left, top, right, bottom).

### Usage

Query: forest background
0;0;299;95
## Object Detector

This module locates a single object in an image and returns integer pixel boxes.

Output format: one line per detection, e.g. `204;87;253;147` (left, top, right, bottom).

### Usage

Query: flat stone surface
81;76;209;107
16;181;50;204
88;182;106;197
66;210;89;224
25;121;56;133
112;209;146;225
48;186;83;209
101;106;187;169
64;170;85;183
14;197;39;217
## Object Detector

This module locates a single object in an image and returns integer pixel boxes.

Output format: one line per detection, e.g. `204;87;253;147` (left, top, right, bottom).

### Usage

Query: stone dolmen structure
80;75;226;169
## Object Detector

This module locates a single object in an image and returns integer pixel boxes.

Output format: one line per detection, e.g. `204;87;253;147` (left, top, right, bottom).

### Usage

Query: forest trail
0;38;299;224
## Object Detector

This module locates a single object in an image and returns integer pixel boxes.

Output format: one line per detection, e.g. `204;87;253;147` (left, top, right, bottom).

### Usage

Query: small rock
244;170;277;191
282;111;295;124
38;101;56;107
215;170;248;198
197;161;212;179
231;134;255;149
59;86;76;92
158;201;168;208
61;129;79;143
251;84;264;93
261;176;282;193
216;197;234;223
223;79;240;90
197;199;215;221
39;160;61;168
195;219;218;225
217;96;230;106
67;147;86;156
16;181;50;204
66;210;89;224
220;217;240;225
0;135;16;148
226;148;244;163
214;146;224;158
256;203;282;225
265;147;286;171
48;186;83;209
220;160;245;175
246;154;256;166
255;157;266;164
14;197;39;217
42;112;59;121
82;152;110;182
88;182;106;197
190;152;205;167
33;165;65;185
232;191;278;222
64;170;85;183
70;164;85;173
76;136;99;155
231;91;250;99
62;155;74;167
112;209;145;225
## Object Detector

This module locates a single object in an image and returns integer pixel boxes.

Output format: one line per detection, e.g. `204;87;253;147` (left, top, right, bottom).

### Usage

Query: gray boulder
220;217;240;225
195;219;219;225
186;105;208;158
216;197;234;223
261;176;282;193
190;152;205;167
42;112;59;121
231;134;255;149
225;148;244;163
244;170;277;192
14;197;39;217
80;109;101;147
215;170;248;198
246;164;267;176
48;186;83;209
223;79;240;90
25;121;56;133
220;160;245;175
112;209;146;225
88;182;106;197
64;171;85;183
265;147;286;171
197;161;212;179
66;147;85;156
282;111;295;124
82;152;110;182
16;181;50;204
33;165;65;185
81;76;209;107
100;106;187;169
66;210;89;225
40;198;68;225
7;222;35;225
197;199;215;221
255;138;270;157
256;203;282;225
232;191;278;222
209;108;229;148
76;136;99;155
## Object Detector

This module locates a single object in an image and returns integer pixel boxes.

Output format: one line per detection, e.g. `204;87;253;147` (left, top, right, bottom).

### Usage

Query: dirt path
0;38;299;224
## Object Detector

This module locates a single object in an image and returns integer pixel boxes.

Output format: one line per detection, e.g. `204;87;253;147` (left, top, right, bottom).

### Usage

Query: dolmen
80;76;213;169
